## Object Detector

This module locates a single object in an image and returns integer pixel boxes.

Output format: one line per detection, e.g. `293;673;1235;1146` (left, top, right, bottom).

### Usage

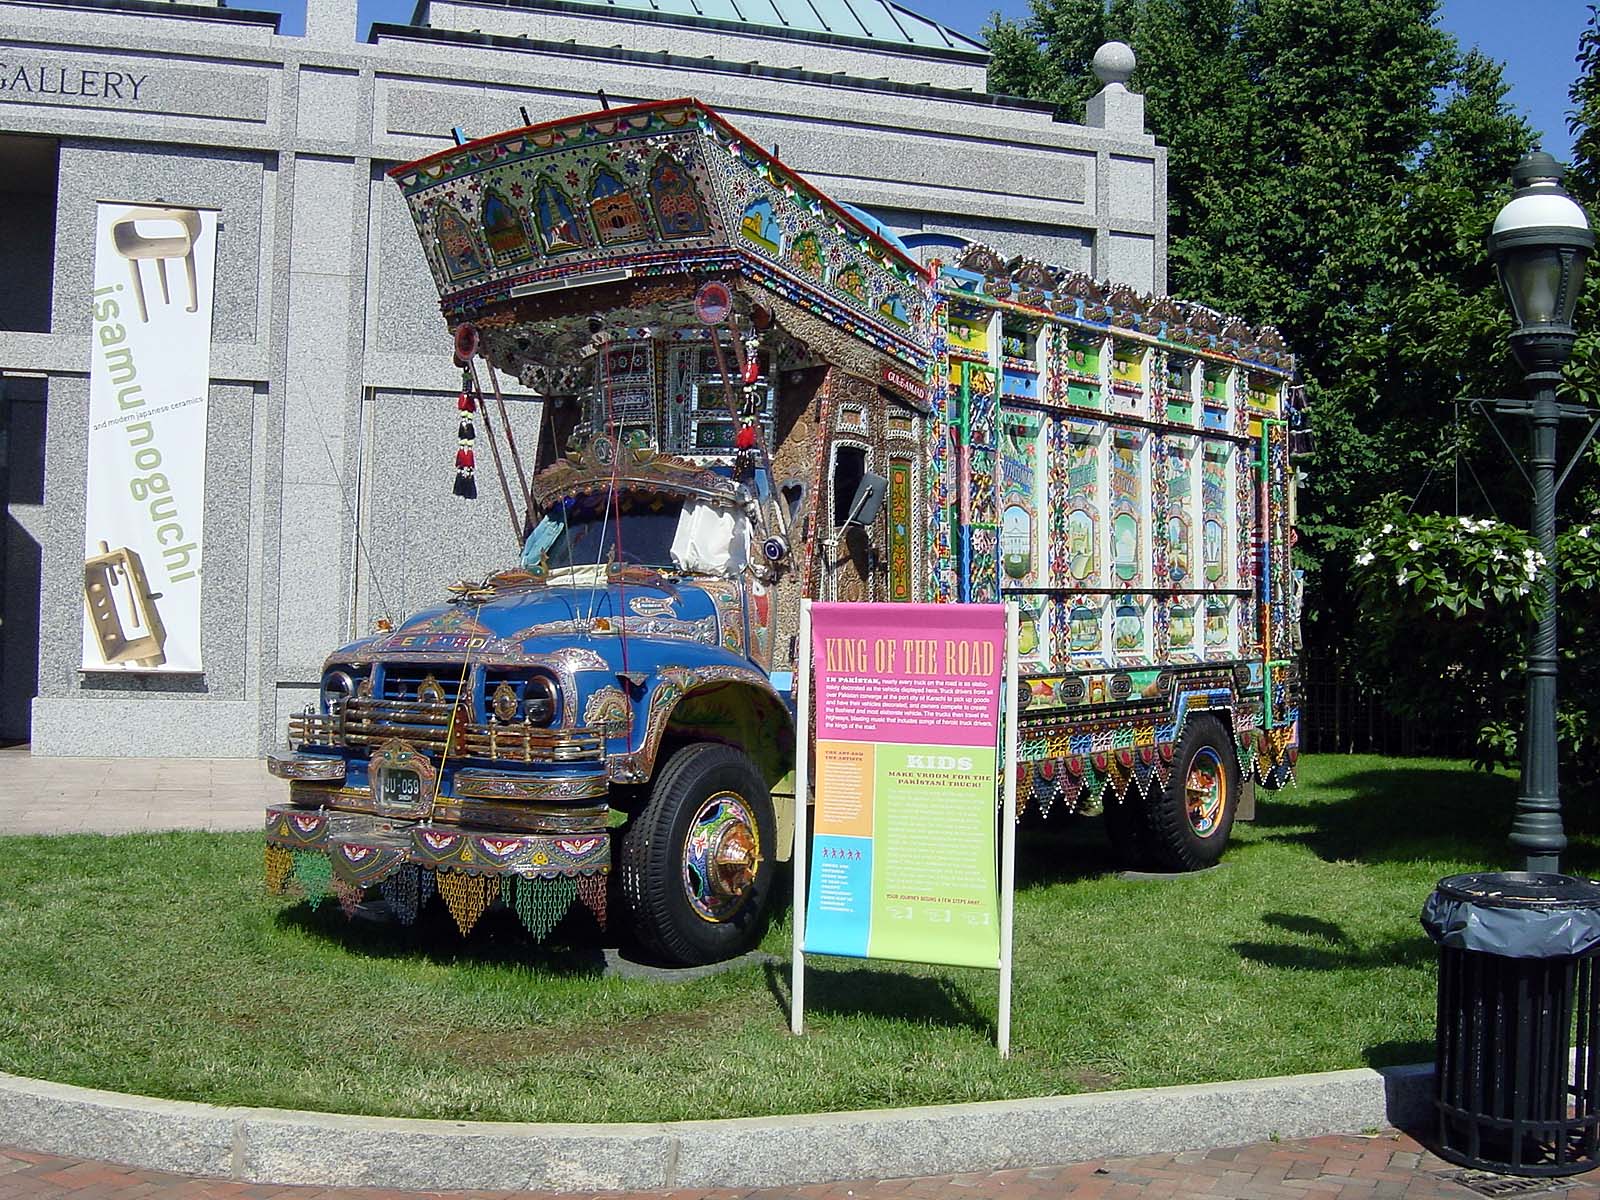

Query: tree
984;2;1600;783
1570;5;1600;208
988;5;1533;583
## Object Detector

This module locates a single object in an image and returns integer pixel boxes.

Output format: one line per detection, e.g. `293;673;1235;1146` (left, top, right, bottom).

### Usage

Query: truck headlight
525;677;557;726
320;668;359;714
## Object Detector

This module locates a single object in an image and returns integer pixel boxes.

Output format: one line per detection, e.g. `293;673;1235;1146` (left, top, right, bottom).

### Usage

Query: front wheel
619;743;776;965
1143;714;1241;871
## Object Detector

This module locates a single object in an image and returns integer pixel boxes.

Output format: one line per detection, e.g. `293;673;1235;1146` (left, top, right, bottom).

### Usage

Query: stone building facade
0;0;1165;755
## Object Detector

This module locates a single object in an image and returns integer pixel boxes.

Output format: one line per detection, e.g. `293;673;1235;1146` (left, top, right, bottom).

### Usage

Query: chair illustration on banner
109;206;203;323
83;541;168;669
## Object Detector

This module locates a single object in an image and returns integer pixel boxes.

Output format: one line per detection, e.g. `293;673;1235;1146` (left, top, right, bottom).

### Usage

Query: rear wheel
619;743;776;965
1143;714;1240;871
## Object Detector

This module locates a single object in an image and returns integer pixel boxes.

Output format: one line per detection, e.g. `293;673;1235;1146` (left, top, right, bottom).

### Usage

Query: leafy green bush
1351;507;1600;792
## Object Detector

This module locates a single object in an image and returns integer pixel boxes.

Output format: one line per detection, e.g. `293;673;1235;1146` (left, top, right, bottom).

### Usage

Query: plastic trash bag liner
1422;872;1600;959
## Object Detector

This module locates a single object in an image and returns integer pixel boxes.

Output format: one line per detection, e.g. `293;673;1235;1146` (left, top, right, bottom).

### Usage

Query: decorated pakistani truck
265;98;1304;966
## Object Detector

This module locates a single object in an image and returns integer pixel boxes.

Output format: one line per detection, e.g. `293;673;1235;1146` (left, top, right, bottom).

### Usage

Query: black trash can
1423;872;1600;1176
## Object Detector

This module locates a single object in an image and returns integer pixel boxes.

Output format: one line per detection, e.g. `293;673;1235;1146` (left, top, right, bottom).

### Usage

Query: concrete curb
0;1064;1435;1191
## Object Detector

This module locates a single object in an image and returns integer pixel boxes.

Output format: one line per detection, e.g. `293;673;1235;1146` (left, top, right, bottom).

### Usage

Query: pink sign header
811;602;1005;748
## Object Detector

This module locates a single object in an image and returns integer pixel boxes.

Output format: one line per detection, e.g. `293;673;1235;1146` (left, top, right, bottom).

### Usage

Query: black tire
619;743;776;965
1142;714;1241;871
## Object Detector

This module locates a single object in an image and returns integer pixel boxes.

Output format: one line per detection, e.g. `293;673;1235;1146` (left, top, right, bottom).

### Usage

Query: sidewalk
5;1131;1597;1200
0;744;272;835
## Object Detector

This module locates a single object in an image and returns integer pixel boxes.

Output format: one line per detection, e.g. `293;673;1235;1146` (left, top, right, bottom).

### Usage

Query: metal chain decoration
437;869;495;935
576;873;607;929
264;843;294;895
333;879;364;919
291;850;332;911
510;875;578;941
380;865;423;926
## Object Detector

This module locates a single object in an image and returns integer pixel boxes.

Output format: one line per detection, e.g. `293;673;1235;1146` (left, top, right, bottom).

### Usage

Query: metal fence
1297;652;1477;758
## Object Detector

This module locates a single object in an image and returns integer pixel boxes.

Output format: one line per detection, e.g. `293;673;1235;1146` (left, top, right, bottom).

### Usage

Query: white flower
1580;527;1592;539
1355;551;1374;566
1493;548;1506;561
1519;585;1531;596
1397;569;1409;586
1382;523;1394;535
1407;539;1422;552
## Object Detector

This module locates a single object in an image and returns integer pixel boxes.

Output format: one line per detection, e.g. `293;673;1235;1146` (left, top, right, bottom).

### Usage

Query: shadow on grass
1233;910;1434;972
1253;762;1600;875
1364;1038;1435;1070
1014;814;1120;892
762;960;991;1036
274;898;609;975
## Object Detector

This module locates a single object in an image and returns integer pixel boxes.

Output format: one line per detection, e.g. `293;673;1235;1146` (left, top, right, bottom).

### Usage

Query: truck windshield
526;493;686;571
523;493;750;576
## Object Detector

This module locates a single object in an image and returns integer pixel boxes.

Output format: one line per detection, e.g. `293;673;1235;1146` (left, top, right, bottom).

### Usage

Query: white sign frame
791;599;1020;1057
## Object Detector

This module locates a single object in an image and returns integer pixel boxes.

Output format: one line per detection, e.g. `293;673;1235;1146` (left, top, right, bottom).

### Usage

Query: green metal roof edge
23;0;282;27
370;22;1051;116
405;0;990;62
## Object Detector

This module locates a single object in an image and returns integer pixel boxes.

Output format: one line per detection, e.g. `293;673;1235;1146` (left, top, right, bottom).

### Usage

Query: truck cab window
832;446;866;529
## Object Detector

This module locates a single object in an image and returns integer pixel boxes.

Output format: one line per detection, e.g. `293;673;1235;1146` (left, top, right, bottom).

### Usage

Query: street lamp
1487;151;1595;875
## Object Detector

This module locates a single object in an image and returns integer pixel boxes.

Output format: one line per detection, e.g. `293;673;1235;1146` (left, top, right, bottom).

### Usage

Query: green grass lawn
0;754;1579;1123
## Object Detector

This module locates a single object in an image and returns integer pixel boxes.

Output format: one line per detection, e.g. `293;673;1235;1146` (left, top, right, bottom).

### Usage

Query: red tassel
458;391;476;413
456;447;475;469
735;425;758;451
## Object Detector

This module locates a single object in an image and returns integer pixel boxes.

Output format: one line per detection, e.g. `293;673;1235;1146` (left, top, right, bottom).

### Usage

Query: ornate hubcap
1185;748;1227;838
682;791;761;922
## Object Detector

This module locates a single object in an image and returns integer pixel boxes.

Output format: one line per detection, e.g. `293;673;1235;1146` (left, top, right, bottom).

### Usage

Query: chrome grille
288;696;603;764
379;665;468;705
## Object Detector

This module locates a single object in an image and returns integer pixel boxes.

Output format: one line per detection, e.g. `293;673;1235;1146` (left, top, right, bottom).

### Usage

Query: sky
251;0;1588;163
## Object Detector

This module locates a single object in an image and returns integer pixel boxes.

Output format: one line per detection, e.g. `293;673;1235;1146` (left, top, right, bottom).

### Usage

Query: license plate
377;768;424;815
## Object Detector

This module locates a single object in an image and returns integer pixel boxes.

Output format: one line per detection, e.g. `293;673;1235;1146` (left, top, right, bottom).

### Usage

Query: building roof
514;0;987;54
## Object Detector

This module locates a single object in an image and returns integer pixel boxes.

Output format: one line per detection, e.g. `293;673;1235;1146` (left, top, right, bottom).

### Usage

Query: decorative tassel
265;844;294;895
291;850;332;911
512;875;577;941
334;879;365;918
380;866;423;926
437;870;494;936
453;374;478;499
576;873;608;930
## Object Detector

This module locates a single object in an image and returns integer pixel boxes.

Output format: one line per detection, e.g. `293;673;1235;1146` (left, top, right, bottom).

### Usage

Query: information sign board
791;600;1019;1054
804;602;1005;967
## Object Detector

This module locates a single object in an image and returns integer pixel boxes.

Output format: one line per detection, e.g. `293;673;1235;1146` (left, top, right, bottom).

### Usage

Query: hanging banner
802;601;1007;969
81;202;217;672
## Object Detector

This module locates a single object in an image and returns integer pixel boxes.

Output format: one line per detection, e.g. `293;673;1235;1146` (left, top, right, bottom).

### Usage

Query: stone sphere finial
1092;41;1136;86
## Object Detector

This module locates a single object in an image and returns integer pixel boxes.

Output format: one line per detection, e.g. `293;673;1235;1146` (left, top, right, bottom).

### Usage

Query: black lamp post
1487;152;1595;875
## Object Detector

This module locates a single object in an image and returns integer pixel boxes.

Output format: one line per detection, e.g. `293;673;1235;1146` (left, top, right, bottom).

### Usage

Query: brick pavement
3;1132;1598;1200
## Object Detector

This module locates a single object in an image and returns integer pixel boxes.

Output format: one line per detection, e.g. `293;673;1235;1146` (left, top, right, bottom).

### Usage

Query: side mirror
842;472;888;529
